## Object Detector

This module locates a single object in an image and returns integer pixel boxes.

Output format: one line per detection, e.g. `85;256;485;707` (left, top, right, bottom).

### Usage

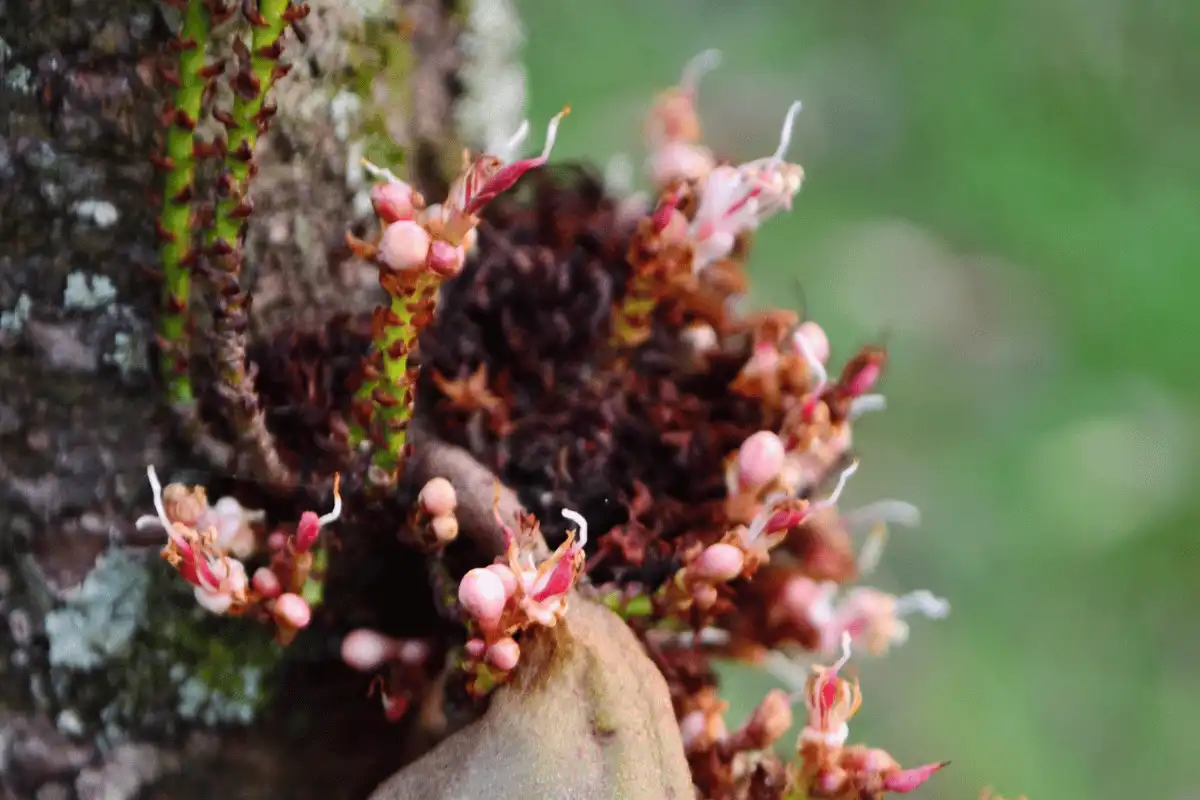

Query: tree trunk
0;1;432;797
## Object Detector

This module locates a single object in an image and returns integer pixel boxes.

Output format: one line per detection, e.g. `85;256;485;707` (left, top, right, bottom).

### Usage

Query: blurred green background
520;1;1199;798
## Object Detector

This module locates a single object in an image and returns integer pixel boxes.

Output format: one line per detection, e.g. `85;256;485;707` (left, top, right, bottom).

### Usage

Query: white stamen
831;630;853;673
502;119;530;160
894;590;950;620
844;500;921;530
146;466;173;534
538;108;570;161
792;329;828;393
855;524;888;577
849;394;887;419
813;460;859;511
561;508;588;549
680;48;723;95
360;158;403;185
772;101;803;162
318;476;343;527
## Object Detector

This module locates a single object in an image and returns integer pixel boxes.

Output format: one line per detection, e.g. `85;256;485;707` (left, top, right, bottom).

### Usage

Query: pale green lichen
1;293;32;334
43;548;149;670
30;547;282;734
62;272;118;311
104;330;150;379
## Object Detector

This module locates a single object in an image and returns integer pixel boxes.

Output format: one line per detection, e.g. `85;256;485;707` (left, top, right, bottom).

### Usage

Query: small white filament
772;100;804;162
502;119;530;160
318;476;343;527
813;460;859;511
844;500;922;530
792;328;828;394
360;158;403;185
680;48;723;95
894;590;951;620
145;465;172;533
539;107;570;161
848;394;887;419
831;630;853;673
562;508;588;549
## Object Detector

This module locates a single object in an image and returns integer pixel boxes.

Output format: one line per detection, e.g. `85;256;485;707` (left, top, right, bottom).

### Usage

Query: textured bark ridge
368;598;694;800
0;1;417;797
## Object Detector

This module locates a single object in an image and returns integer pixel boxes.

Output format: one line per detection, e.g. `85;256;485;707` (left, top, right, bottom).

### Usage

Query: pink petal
882;761;949;792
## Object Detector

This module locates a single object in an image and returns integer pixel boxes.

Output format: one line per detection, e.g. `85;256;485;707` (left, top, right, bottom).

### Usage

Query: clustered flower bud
347;110;571;486
454;508;589;693
411;477;459;550
138;467;341;646
612;51;808;348
789;634;947;799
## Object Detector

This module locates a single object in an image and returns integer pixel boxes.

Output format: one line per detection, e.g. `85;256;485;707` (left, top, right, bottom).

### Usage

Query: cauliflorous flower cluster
138;466;340;645
138;31;991;798
455;506;588;693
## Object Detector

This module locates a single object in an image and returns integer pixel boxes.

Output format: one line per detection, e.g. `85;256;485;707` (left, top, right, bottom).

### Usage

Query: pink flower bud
793;320;829;364
465;637;487;659
273;593;312;629
294;510;321;552
252;567;282;599
485;563;518;598
267;530;288;551
378;220;431;271
342;628;399;672
881;761;948;792
693;543;745;583
736;430;785;490
485;637;521;671
458;568;507;628
371;181;418;223
429;515;458;544
418;477;457;517
427;239;466;278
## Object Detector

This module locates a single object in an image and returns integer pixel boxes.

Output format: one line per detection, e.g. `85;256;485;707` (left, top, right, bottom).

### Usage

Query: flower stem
155;0;212;406
352;270;440;487
205;0;295;487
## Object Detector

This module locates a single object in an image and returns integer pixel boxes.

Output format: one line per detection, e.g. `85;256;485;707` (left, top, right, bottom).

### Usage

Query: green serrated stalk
207;0;289;259
157;0;211;405
351;270;439;485
205;0;294;487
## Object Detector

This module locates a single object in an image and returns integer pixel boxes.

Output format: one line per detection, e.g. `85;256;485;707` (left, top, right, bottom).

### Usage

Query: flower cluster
136;25;995;796
411;477;460;551
138;466;340;644
793;635;948;798
454;506;588;693
612;50;806;347
346;110;571;486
